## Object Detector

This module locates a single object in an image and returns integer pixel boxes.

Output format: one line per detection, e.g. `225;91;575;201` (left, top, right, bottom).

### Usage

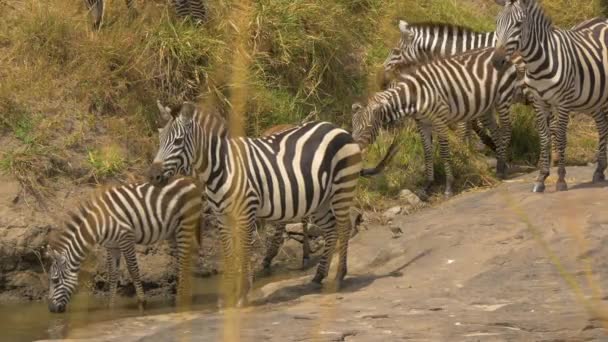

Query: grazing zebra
380;21;530;153
148;101;393;307
492;0;608;192
47;177;202;313
83;0;206;30
383;19;604;156
353;47;519;196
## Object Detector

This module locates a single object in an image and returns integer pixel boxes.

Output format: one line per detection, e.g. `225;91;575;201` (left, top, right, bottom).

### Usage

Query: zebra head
351;101;377;149
492;0;526;71
47;248;78;313
383;20;416;72
148;101;197;186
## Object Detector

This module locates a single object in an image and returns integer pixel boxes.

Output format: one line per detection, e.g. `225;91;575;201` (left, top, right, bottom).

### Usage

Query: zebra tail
359;136;400;177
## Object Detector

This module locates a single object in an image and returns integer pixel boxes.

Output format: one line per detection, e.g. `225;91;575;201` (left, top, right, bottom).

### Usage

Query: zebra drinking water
492;0;608;192
353;47;519;196
147;101;393;307
47;177;202;313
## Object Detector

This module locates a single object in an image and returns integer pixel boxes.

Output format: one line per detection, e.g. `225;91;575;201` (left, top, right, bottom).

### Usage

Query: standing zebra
47;177;202;313
147;101;392;307
83;0;206;30
353;47;519;196
492;0;608;192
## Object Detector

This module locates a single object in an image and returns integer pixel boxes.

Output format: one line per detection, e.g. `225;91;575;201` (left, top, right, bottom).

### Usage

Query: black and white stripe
47;177;202;313
381;21;534;151
353;47;519;196
148;101;390;307
492;0;608;192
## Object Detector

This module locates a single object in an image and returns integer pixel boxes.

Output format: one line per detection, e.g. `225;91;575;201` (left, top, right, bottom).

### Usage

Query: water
0;270;302;342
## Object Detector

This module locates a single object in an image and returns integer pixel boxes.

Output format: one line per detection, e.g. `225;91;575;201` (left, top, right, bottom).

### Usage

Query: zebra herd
46;0;608;313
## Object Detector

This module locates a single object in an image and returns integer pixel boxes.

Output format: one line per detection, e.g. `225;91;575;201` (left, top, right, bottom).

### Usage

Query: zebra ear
156;100;173;122
398;20;411;35
352;102;363;112
179;102;197;121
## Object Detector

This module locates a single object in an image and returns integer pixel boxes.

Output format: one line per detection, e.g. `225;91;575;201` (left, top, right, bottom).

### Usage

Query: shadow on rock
252;249;432;306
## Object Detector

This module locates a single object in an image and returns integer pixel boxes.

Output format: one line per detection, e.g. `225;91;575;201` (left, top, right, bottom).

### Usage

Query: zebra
383;18;604;159
259;122;366;271
380;21;530;153
352;47;519;196
492;0;608;192
83;0;206;30
147;101;394;307
46;177;202;313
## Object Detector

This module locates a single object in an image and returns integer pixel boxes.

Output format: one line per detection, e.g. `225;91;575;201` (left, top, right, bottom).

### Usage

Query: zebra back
383;21;495;71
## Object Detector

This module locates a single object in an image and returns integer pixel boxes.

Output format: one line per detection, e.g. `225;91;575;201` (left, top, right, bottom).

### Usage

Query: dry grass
0;0;603;209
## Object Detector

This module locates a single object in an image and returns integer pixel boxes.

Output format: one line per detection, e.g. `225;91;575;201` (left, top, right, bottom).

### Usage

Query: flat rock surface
38;166;608;341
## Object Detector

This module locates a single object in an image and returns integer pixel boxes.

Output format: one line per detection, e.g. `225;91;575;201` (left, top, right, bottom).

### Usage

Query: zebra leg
301;220;311;269
236;219;255;308
217;214;254;308
332;195;355;289
310;203;337;286
554;108;570;191
455;121;472;145
118;237;146;311
495;105;513;180
416;119;434;197
550;111;559;167
85;0;105;30
435;122;454;197
216;218;236;308
174;222;196;309
262;223;285;272
591;112;608;183
532;102;553;193
476;110;498;153
105;247;121;309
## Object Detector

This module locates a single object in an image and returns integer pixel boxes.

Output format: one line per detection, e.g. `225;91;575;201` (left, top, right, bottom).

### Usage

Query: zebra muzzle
48;302;66;313
491;47;510;71
148;162;168;186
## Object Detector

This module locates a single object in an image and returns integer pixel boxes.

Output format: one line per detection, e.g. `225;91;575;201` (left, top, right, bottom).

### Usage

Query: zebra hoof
236;297;249;308
592;172;606;183
137;299;147;312
532;182;545;193
310;275;323;288
555;181;568;192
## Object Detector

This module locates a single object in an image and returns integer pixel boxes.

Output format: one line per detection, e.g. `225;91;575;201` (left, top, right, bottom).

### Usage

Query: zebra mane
407;21;491;34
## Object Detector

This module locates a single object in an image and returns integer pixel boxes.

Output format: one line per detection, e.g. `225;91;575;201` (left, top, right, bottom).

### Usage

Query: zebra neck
196;131;229;191
53;227;94;268
520;1;553;72
379;84;416;125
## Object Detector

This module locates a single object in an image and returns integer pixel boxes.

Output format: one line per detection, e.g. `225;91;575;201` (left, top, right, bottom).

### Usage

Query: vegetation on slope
0;0;604;210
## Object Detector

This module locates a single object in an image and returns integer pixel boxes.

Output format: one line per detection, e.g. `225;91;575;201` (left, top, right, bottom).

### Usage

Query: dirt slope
36;165;608;341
